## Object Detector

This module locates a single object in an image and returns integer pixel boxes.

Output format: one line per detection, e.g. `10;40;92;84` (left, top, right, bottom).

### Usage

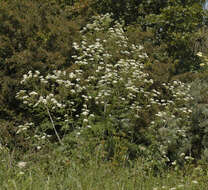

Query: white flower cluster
16;88;66;109
16;122;34;134
70;14;196;141
154;81;193;121
16;13;195;145
20;70;40;84
150;80;194;164
16;68;86;111
16;121;51;150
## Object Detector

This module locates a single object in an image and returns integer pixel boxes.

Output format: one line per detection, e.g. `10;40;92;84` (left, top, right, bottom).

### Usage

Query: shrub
15;14;206;170
0;0;80;123
150;77;208;167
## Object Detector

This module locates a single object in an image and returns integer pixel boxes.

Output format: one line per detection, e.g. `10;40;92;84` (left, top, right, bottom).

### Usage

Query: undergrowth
0;146;207;190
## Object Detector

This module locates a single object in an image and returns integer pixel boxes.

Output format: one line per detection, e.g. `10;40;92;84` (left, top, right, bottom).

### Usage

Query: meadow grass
0;147;207;190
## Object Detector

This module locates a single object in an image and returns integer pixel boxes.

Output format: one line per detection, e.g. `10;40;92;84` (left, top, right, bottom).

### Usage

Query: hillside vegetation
0;0;208;189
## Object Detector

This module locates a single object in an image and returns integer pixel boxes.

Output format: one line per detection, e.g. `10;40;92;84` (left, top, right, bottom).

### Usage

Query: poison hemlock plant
16;14;202;167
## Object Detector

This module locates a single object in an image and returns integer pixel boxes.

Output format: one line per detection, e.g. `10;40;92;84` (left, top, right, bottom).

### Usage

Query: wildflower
149;79;154;83
22;95;29;99
19;171;25;175
185;156;194;160
200;63;205;67
76;132;81;136
37;146;41;150
57;103;63;108
150;121;155;125
155;112;165;117
35;70;40;75
70;89;76;94
83;119;88;123
197;52;203;57
82;111;89;116
171;160;177;166
17;161;27;168
40;78;48;84
29;91;38;96
173;81;178;85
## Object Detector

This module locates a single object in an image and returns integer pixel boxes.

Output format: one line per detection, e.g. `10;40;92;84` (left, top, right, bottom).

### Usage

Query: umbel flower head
17;161;27;169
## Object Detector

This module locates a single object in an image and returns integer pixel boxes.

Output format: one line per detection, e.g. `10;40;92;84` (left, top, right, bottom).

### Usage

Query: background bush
0;0;80;123
86;0;206;74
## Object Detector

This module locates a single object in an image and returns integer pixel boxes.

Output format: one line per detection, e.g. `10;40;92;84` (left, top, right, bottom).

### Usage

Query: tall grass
0;146;207;190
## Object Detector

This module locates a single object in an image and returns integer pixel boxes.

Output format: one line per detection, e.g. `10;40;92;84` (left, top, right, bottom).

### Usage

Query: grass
0;147;208;190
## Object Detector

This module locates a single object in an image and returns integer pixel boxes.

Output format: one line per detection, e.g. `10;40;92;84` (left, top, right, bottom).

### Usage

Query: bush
0;0;80;123
14;14;208;170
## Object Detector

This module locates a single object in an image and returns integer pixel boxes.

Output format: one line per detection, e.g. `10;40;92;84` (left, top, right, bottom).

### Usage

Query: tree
87;0;206;73
143;1;205;73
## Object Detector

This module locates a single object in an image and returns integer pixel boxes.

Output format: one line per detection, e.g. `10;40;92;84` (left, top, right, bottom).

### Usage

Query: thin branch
45;104;63;145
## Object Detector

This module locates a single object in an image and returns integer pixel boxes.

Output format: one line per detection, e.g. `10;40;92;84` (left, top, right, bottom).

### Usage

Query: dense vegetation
0;0;208;189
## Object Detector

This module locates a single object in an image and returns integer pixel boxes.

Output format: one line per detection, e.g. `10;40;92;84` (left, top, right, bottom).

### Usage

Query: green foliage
0;0;80;123
14;14;208;168
191;26;208;54
188;79;208;159
89;0;140;25
88;0;206;73
54;0;77;6
143;1;204;73
148;78;208;168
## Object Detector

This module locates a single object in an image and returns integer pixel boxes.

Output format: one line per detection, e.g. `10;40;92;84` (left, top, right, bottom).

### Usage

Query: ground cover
0;146;208;190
